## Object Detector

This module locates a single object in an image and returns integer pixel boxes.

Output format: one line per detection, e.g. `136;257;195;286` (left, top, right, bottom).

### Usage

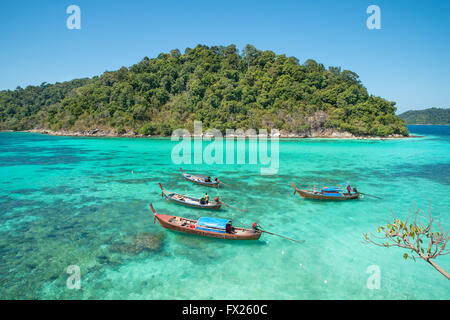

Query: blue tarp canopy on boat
197;217;230;229
323;192;343;197
321;187;341;192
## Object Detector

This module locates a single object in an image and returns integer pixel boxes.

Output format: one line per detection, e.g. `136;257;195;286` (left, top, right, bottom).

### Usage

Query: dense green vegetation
0;44;408;136
399;107;450;125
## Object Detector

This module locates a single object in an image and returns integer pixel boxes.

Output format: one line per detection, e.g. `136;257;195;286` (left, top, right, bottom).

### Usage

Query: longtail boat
291;182;360;201
180;168;220;188
149;204;261;240
159;183;221;210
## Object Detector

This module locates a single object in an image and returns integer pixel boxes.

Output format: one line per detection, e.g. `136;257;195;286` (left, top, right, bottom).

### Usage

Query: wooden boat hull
180;168;220;188
182;174;219;187
162;191;222;210
159;183;221;209
156;214;261;240
295;189;360;200
291;182;359;201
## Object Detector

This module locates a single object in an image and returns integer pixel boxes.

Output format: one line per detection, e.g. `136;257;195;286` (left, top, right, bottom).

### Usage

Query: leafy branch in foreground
363;202;449;280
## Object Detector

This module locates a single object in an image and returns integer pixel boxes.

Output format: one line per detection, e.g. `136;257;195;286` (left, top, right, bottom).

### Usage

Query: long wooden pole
359;192;383;199
260;230;305;243
220;201;247;212
219;181;232;187
257;224;304;243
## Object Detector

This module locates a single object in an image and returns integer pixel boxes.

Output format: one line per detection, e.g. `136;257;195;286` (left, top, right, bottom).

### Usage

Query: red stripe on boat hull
295;189;360;201
155;214;261;240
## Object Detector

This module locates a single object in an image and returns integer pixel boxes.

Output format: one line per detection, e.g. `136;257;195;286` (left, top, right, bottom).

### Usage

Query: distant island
399;107;450;125
0;44;408;138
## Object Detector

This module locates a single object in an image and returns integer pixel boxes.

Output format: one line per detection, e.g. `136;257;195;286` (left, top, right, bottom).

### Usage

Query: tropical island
0;44;409;138
398;107;450;125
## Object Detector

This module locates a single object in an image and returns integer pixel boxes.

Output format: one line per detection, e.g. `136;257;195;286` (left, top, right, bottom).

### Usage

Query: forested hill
399;108;450;125
0;44;408;137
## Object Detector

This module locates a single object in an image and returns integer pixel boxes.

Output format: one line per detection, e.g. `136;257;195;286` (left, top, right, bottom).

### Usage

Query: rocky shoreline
8;128;417;140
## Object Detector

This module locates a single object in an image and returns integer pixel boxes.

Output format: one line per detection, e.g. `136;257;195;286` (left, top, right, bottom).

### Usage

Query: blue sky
0;0;449;113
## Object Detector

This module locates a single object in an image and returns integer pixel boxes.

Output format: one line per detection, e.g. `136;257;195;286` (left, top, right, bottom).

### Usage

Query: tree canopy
0;44;408;136
399;107;450;125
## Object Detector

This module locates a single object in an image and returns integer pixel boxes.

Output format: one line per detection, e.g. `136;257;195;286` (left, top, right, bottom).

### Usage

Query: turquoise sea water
0;125;449;299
